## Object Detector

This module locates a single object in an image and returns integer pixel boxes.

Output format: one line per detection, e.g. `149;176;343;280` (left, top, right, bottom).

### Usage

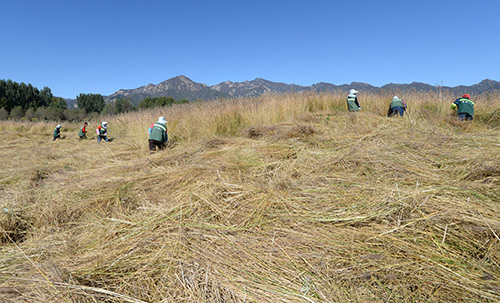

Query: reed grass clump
0;91;499;302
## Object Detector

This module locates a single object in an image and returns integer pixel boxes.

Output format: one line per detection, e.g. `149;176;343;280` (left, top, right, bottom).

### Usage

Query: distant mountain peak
105;76;500;105
107;75;226;104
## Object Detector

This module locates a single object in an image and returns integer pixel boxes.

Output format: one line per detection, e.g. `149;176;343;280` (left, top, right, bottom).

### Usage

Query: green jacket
347;96;360;112
53;128;60;137
390;98;405;109
78;125;87;137
453;98;474;116
149;121;167;143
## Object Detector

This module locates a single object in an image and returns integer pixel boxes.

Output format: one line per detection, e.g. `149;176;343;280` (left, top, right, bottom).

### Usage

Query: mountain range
104;76;500;105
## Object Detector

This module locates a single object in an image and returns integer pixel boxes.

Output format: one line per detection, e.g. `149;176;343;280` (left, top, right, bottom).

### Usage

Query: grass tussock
0;91;499;302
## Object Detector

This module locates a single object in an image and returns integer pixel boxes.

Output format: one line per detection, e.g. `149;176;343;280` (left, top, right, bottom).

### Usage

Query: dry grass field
0;91;499;302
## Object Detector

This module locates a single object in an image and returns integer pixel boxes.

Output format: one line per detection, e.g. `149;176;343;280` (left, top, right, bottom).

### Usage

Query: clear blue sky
1;0;499;98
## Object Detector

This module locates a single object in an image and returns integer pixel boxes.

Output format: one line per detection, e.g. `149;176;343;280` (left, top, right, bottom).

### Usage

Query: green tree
0;79;53;112
39;87;53;108
154;96;175;107
76;93;105;113
18;83;28;109
0;81;6;109
101;103;116;116
115;98;135;114
138;96;178;109
138;97;154;109
50;97;68;110
0;96;7;110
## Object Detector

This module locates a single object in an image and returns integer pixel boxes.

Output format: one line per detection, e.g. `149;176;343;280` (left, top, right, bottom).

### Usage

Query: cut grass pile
0;92;499;302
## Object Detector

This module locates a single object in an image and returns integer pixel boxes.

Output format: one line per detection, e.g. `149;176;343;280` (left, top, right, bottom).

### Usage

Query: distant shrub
45;107;63;121
24;107;35;120
0;107;8;120
63;108;86;121
34;107;48;120
9;106;24;120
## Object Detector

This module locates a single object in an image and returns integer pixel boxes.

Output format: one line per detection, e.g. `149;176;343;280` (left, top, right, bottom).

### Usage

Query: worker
148;116;168;152
78;122;88;139
347;89;361;112
53;124;62;141
387;96;407;117
96;121;108;142
451;94;474;121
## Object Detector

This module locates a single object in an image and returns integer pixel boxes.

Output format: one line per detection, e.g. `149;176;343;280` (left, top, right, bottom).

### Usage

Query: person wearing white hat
96;121;109;143
387;96;407;117
52;124;62;141
148;116;168;152
347;89;361;112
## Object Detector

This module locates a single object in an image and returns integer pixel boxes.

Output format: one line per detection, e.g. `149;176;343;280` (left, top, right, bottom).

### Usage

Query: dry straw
0;91;499;302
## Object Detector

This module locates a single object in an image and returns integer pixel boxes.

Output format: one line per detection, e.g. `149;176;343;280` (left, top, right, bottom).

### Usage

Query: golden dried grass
0;91;499;302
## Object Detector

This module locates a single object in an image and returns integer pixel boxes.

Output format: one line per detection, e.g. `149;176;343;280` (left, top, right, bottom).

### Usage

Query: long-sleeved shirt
96;125;107;136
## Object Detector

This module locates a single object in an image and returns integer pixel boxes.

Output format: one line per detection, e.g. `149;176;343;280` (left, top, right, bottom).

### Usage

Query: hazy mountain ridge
104;76;500;105
310;82;379;93
211;78;308;97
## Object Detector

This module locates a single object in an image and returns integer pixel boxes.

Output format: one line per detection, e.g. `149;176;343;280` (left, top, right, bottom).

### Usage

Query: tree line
0;79;54;111
0;79;189;121
137;96;188;109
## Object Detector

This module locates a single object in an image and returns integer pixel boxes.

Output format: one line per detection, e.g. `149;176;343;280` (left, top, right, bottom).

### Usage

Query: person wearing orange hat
451;94;474;121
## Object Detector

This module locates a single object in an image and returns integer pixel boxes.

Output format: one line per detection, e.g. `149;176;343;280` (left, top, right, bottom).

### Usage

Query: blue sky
1;0;499;98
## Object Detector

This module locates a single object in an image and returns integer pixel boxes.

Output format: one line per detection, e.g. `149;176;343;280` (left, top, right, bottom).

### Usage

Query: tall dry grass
0;91;499;302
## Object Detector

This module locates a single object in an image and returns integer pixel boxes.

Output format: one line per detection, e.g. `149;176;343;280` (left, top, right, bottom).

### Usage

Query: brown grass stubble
0;91;499;302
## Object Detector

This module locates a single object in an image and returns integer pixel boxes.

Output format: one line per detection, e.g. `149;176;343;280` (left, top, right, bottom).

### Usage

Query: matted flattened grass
0;92;499;302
